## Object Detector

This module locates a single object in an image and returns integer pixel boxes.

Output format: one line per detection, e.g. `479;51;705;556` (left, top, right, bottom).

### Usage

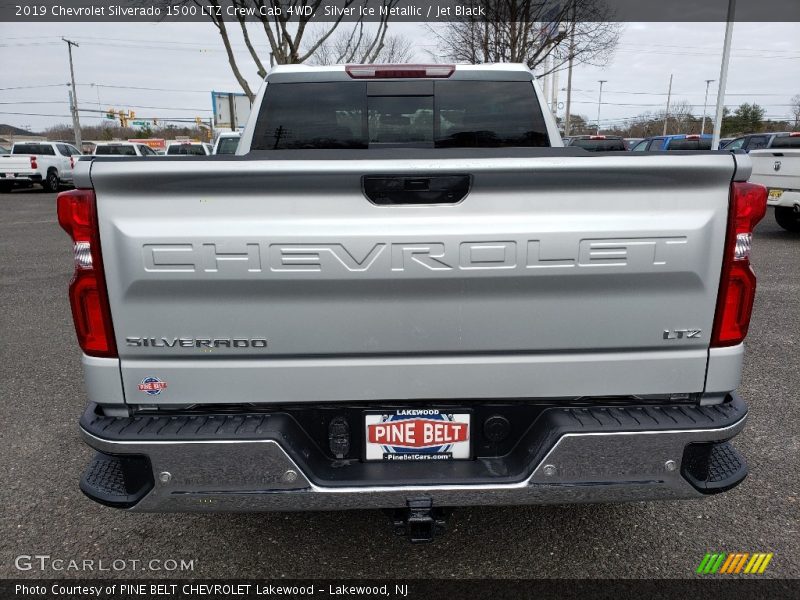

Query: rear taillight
345;64;455;79
711;181;767;347
30;156;38;169
70;156;74;169
686;135;701;140
57;188;117;357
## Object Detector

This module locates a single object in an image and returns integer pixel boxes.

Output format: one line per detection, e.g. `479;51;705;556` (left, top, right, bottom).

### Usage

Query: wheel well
47;167;58;175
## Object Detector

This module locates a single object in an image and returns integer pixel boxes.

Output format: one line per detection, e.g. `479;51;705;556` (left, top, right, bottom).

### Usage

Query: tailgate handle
363;174;471;206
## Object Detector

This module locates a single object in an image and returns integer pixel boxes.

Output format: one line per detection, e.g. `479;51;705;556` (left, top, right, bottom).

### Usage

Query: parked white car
165;141;213;156
213;131;241;155
93;142;160;157
0;141;81;192
749;133;800;232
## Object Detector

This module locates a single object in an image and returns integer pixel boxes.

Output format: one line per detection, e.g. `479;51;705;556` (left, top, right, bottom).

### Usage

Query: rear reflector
57;188;117;357
345;64;455;79
711;182;767;347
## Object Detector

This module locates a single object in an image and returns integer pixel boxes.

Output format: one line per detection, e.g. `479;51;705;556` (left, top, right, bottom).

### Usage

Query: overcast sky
0;20;798;133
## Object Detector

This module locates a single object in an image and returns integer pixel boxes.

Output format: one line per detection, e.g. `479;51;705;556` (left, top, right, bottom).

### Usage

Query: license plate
768;189;783;200
364;410;471;461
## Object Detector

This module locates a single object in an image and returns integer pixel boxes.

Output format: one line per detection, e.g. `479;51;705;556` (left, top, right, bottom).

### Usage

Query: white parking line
0;219;57;226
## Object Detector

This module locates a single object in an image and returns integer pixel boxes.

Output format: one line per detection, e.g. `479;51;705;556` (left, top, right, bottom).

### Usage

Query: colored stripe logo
696;552;773;574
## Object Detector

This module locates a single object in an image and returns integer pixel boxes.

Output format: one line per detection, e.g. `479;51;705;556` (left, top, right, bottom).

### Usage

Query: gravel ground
1;188;797;579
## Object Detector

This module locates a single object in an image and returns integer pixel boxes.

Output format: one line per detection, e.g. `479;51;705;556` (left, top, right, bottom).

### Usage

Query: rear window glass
667;138;712;150
216;137;239;154
570;138;626;151
95;145;137;156
251;80;550;150
12;143;55;155
770;135;800;149
167;144;207;155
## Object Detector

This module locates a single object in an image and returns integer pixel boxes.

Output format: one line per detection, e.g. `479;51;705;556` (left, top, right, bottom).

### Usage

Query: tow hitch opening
389;498;452;543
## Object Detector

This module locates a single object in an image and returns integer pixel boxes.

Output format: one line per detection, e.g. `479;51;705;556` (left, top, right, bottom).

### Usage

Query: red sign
138;380;167;392
368;418;468;449
128;138;166;150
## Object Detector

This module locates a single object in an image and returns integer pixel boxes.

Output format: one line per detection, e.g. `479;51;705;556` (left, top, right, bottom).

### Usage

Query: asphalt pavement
1;188;798;579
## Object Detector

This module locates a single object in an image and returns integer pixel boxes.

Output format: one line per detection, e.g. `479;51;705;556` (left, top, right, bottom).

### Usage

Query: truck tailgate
749;148;800;189
0;155;35;173
89;152;738;404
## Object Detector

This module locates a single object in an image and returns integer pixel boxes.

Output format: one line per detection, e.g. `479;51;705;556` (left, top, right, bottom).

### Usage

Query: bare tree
655;100;697;135
791;94;800;130
426;0;620;75
189;0;400;101
310;29;414;65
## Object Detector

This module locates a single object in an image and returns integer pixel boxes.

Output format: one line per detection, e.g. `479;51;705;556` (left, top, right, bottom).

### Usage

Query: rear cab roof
264;62;535;83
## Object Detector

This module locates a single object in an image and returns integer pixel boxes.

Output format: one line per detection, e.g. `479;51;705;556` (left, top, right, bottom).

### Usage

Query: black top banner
0;0;799;23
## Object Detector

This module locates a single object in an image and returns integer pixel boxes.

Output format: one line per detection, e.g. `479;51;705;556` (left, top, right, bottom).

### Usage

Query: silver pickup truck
60;64;767;541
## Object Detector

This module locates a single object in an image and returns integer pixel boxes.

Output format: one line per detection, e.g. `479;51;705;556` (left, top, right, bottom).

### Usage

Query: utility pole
563;14;576;136
712;0;736;149
63;38;82;149
701;79;715;134
662;73;673;136
542;53;551;105
550;63;559;120
596;80;606;135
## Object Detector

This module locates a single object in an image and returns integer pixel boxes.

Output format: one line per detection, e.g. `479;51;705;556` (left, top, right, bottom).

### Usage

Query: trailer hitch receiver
392;497;451;543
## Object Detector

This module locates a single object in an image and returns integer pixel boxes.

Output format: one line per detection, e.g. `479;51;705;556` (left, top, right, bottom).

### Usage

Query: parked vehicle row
561;132;800;154
561;134;715;152
0;134;244;192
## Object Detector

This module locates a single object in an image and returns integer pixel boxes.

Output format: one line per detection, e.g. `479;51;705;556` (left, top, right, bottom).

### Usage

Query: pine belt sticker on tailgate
364;409;471;461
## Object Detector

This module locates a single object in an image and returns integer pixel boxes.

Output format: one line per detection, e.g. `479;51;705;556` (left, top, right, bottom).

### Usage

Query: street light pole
563;13;576;136
62;37;82;149
596;80;606;135
712;0;737;149
701;79;714;134
662;73;673;136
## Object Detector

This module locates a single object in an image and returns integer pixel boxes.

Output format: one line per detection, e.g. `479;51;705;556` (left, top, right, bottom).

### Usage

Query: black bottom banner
3;579;798;600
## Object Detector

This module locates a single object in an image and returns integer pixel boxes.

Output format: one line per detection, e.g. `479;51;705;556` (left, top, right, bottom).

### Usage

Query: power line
0;84;68;91
80;83;214;93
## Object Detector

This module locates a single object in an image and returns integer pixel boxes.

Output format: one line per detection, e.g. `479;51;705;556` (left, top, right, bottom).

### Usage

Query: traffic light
118;110;128;127
129;110;136;120
106;107;115;120
195;116;202;126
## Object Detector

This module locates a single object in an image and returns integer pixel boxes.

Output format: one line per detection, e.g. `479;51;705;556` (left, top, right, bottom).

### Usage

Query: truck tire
43;169;60;193
775;206;800;232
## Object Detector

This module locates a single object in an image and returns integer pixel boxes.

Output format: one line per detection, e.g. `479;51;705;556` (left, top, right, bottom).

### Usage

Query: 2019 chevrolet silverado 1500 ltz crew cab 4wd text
60;64;766;542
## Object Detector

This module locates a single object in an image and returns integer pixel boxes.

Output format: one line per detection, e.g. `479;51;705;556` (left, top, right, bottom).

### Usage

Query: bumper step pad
681;441;748;494
79;453;154;508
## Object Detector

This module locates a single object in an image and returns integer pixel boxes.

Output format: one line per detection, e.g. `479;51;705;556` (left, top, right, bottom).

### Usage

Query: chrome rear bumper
79;397;748;511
